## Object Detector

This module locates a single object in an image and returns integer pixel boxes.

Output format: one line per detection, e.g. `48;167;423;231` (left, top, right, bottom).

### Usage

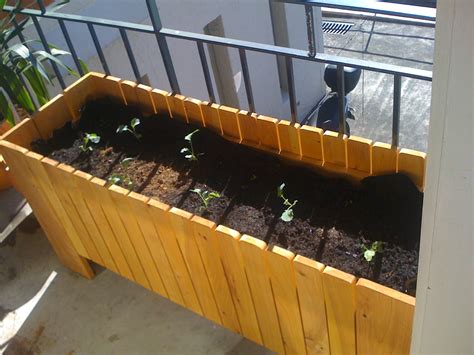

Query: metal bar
120;28;142;83
285;56;297;123
392;75;402;147
336;65;346;135
58;19;84;76
1;6;433;81
32;16;66;89
305;4;316;57
145;0;180;93
87;23;110;75
12;19;27;43
36;0;46;13
238;48;255;113
196;41;215;103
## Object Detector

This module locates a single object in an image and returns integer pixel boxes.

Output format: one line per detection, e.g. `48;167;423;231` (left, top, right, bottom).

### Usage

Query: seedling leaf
281;209;294;222
130;118;140;129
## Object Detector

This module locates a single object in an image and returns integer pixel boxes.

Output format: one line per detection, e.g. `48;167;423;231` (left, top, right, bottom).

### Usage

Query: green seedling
190;188;220;211
116;118;142;140
80;133;100;152
107;157;134;189
181;129;203;161
277;183;298;222
363;241;384;262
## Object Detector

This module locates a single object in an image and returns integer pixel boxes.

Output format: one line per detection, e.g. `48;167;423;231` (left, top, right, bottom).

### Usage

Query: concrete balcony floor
0;220;273;354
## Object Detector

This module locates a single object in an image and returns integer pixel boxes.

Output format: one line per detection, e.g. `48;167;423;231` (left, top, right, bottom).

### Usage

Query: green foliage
190;188;220;211
0;1;84;126
116;118;142;140
79;132;100;152
180;129;203;161
363;241;384;262
277;183;298;222
107;157;134;189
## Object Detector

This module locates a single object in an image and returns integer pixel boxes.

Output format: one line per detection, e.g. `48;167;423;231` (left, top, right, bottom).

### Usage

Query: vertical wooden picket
346;136;372;177
219;106;241;143
299;125;324;166
398;148;426;190
372;142;398;175
201;101;222;134
237;111;259;148
256;115;280;153
184;98;205;126
322;131;347;173
167;94;187;122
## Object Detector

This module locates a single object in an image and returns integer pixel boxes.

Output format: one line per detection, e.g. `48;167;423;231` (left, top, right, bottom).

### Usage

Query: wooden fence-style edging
0;72;422;354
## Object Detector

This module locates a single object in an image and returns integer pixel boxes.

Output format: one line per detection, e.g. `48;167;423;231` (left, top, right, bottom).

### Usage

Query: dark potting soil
31;97;423;294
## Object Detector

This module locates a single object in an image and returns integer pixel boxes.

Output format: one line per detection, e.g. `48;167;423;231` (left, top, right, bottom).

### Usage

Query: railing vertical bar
87;23;110;75
36;0;46;13
392;74;402;147
238;48;255;113
120;28;142;83
12;19;27;43
305;4;316;57
32;16;66;89
336;64;346;135
285;56;297;123
196;41;215;103
58;19;84;76
145;0;180;93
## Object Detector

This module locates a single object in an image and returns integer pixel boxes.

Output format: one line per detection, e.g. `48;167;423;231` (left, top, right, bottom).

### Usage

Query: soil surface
32;97;423;294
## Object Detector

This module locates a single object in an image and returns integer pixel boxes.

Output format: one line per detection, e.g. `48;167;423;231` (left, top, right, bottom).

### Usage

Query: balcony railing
2;0;433;147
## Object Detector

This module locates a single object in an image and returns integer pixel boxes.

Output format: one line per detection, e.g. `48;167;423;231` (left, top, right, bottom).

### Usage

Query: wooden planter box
0;73;425;355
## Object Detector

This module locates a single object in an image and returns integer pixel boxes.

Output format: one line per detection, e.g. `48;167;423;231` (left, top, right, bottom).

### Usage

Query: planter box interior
0;73;426;355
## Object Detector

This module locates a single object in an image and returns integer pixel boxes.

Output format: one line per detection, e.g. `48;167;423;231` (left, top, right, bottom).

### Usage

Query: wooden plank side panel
0;118;41;149
238;111;259;147
73;171;133;280
218;106;241;143
346;136;372;176
167;94;187;122
278;121;301;159
356;279;415;355
136;84;157;116
372;142;398;175
398;148;426;190
239;235;284;354
191;216;241;334
63;72;104;120
201;102;222;134
322;131;348;172
256;115;280;153
184;98;205;127
294;255;330;355
322;267;357;355
120;80;140;108
147;199;201;313
215;226;262;345
151;89;171;117
95;75;126;104
299;125;324;166
265;246;306;355
32;94;72;140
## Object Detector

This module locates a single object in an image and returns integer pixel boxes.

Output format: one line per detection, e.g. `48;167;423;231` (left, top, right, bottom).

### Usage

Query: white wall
411;0;473;353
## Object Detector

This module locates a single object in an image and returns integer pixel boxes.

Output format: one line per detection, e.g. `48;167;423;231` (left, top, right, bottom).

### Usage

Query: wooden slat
215;225;262;345
32;94;72;139
322;267;357;355
398;148;426;190
0;141;93;279
218;105;241;143
168;208;221;324
239;235;284;353
278;120;301;159
265;245;306;354
256;115;280;153
322;131;348;172
372;142;398;175
0;118;41;149
294;255;330;355
120;80;139;107
151;88;171;116
136;84;157;116
184;98;205;127
96;75;126;103
299;125;324;166
356;279;415;355
167;93;187;122
347;136;372;177
201;101;222;134
63;72;104;120
191;216;241;333
237;111;259;148
147;199;202;313
73;171;133;280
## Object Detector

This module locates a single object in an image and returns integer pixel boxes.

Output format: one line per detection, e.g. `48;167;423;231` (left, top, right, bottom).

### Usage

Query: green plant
190;188;220;211
0;0;84;126
116;118;142;140
363;241;384;262
180;129;202;161
79;133;100;152
107;157;134;189
277;183;298;222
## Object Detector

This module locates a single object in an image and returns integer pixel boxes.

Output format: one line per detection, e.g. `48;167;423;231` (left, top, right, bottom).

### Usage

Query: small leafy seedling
80;133;100;152
107;157;134;189
363;241;384;262
190;188;220;211
180;129;203;161
116;118;142;140
277;183;298;222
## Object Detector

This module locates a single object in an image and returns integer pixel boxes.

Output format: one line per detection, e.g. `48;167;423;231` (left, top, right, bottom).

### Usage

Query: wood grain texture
299;125;324;166
347;135;372;176
184;98;205;127
265;246;306;354
201;102;222;134
168;208;221;324
256;115;280;153
398;148;426;190
356;279;415;355
167;94;187;122
63;72;103;120
372;142;398;175
237;111;259;147
294;255;330;355
218;105;241;143
135;84;156;115
191;216;241;333
95;75;126;103
215;225;262;345
239;235;284;354
322;131;348;172
151;88;171;116
32;94;71;140
278;121;301;159
120;80;139;107
322;267;357;355
0;118;40;149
